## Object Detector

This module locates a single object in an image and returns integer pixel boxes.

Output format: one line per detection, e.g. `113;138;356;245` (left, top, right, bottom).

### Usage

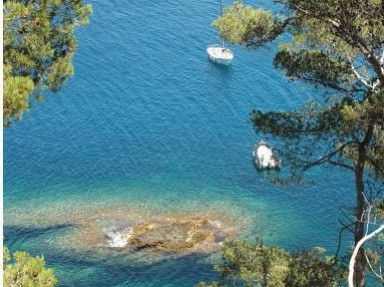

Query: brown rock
128;220;215;252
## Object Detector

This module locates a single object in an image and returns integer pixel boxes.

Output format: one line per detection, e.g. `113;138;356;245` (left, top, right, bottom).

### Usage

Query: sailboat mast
220;0;224;46
220;0;223;17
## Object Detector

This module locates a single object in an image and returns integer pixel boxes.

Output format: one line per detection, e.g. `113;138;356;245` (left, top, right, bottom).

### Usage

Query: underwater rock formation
97;217;229;253
34;207;245;256
128;219;218;252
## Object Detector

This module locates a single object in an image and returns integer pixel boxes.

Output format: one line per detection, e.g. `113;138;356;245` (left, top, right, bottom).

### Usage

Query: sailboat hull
208;54;233;66
207;46;233;66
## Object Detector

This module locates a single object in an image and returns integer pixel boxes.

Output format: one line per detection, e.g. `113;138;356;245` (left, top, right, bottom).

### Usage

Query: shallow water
4;0;356;286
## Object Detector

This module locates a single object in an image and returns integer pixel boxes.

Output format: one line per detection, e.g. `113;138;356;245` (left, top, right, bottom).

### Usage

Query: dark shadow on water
4;224;74;246
49;249;219;287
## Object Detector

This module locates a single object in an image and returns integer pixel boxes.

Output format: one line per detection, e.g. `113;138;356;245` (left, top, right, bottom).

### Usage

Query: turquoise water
4;0;356;286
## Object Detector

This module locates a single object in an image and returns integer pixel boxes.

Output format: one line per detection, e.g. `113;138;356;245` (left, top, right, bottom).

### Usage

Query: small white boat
207;45;234;66
207;0;234;66
253;141;282;170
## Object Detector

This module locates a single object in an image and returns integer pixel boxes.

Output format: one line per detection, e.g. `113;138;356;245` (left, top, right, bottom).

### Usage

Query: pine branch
302;141;354;171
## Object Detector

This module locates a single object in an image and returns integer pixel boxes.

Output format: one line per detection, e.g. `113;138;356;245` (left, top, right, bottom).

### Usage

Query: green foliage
284;249;338;287
213;0;384;90
213;0;384;184
340;91;384;177
197;239;340;287
216;239;289;287
213;1;384;286
212;1;287;47
3;247;58;287
3;0;92;126
4;76;35;125
273;49;352;90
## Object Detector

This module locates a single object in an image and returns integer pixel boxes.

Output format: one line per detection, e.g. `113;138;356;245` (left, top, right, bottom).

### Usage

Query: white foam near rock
102;227;131;248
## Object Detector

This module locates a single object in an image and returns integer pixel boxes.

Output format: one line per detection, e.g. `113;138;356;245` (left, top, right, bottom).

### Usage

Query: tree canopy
213;1;384;286
3;0;92;126
3;247;58;287
198;239;341;287
213;0;384;176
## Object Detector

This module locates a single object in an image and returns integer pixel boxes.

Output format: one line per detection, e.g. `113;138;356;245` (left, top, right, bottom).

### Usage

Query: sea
4;0;356;286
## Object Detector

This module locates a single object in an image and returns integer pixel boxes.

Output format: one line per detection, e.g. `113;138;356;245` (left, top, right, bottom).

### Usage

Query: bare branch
335;222;355;260
373;79;381;92
348;224;384;287
347;57;373;89
340;207;356;225
328;160;355;171
364;251;384;283
363;201;372;236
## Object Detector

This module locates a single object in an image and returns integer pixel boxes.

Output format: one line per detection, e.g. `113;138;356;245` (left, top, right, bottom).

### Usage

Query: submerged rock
127;218;220;252
66;209;242;255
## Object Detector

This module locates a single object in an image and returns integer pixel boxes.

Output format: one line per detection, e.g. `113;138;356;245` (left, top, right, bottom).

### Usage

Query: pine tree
213;1;384;286
3;247;58;287
197;239;340;287
3;0;92;126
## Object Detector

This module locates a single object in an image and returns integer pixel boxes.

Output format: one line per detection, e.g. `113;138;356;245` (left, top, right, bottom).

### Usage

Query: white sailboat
252;141;282;170
207;0;234;66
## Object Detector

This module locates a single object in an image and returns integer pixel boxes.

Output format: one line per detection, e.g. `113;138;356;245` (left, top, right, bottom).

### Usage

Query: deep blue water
4;0;356;286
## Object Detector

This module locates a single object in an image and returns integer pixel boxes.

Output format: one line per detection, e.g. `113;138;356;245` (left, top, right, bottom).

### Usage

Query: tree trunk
353;124;374;287
354;149;366;287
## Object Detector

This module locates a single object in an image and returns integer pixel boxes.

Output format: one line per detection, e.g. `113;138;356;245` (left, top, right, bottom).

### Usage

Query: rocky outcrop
68;210;241;255
99;218;228;253
129;220;212;251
